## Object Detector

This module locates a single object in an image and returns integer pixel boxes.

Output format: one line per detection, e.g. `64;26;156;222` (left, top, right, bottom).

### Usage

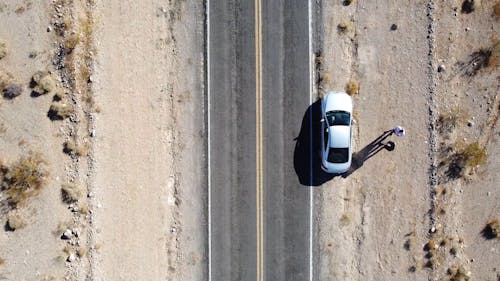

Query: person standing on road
393;126;405;137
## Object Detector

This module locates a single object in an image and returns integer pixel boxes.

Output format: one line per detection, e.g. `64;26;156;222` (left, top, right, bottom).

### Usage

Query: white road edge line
206;0;212;280
308;0;313;280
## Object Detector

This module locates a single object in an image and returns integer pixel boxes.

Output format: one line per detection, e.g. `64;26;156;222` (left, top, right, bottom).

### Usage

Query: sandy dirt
1;0;205;280
90;0;206;280
317;0;499;280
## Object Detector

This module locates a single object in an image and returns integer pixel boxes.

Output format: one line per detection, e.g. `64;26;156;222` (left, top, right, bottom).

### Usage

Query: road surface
208;0;313;280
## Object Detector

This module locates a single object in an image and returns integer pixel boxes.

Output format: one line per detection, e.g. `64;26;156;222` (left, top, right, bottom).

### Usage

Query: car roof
328;126;350;148
324;92;352;113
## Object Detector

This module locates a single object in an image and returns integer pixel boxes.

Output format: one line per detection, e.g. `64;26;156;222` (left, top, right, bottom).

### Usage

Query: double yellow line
255;0;264;280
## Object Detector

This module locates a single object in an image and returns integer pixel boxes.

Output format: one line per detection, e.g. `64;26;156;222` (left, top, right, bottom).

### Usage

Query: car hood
328;126;350;148
324;92;352;113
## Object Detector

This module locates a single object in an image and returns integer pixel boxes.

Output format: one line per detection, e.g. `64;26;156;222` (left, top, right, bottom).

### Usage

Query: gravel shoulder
90;1;206;280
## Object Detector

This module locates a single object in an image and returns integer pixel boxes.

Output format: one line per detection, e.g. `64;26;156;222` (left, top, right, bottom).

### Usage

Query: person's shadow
342;130;395;177
293;100;396;185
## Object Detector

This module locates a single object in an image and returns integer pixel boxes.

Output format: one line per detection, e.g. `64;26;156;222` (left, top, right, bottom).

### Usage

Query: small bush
461;0;476;14
447;265;470;281
424;240;438;251
30;71;56;96
2;83;23;99
0;153;48;210
0;70;14;89
64;32;80;54
482;219;499;239
437;108;469;135
488;39;499;70
345;79;359;95
53;220;75;237
61;183;83;203
461;142;487;168
5;212;26;231
0;257;5;266
495;2;500;19
78;201;89;214
403;236;415;251
337;20;352;33
342;0;354;6
425;254;441;270
48;101;74;120
339;214;350;226
63;140;87;157
441;141;486;179
77;247;87;258
0;39;7;59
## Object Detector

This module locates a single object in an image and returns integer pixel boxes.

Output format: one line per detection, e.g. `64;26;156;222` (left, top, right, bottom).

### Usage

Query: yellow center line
255;0;263;280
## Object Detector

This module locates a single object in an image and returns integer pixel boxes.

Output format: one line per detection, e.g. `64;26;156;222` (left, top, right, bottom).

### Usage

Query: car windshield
327;147;349;163
325;111;350;126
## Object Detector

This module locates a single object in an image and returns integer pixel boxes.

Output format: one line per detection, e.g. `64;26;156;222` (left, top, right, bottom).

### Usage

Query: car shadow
293;100;334;186
294;101;397;184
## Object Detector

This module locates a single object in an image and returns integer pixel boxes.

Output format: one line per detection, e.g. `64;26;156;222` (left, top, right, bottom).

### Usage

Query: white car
320;91;353;174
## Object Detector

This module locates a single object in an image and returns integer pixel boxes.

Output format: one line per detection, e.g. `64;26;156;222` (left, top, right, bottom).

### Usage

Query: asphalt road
209;0;312;280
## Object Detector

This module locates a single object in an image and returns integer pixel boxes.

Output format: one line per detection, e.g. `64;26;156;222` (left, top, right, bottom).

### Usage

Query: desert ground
0;0;498;281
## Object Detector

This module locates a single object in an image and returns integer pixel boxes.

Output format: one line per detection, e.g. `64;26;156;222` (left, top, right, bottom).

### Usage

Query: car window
323;125;328;149
327;147;348;163
326;111;350;126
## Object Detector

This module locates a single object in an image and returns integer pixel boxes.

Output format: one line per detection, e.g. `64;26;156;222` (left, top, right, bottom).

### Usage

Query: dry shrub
487;39;499;70
78;201;89;215
0;257;5;266
0;153;47;210
404;236;415;251
458;41;498;76
15;6;25;14
77;247;88;258
337;19;352;33
345;79;359;95
339;214;350;226
424;240;438;251
423;239;443;270
0;70;14;89
447;265;470;281
425;253;442;270
495;2;500;19
61;183;83;203
0;39;7;59
64;32;80;54
2;83;23;99
343;0;354;6
48;101;74;120
6;212;26;231
63;140;87;157
30;71;56;96
482;219;499;239
460;142;487;168
53;220;75;237
461;0;476;14
442;142;486;179
437;107;469;135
